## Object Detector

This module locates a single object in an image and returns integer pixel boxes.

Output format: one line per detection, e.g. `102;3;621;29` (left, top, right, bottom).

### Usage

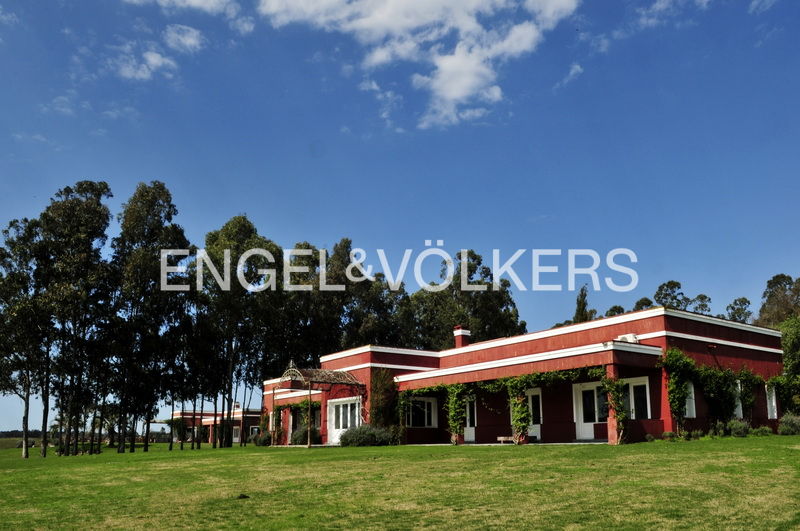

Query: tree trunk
129;414;137;452
198;394;204;450
117;408;126;454
143;411;152;453
169;398;174;451
21;383;31;459
88;407;98;455
212;395;218;449
191;396;197;450
40;362;50;458
96;395;106;454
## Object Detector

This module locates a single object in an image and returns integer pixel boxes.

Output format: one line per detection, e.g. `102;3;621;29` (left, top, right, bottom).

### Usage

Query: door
574;382;606;440
527;389;542;441
464;399;477;443
232;426;241;443
327;398;361;445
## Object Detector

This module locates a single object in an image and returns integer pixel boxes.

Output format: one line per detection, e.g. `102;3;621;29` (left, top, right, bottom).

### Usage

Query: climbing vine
600;375;629;444
659;347;763;429
658;347;697;433
399;367;606;445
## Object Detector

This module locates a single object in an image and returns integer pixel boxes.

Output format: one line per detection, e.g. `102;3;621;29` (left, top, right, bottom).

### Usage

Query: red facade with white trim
262;308;784;445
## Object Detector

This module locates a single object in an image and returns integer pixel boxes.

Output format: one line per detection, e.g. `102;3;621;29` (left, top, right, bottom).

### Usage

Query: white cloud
111;42;178;80
0;5;19;25
124;0;254;35
749;0;778;14
553;62;583;90
163;24;205;53
256;0;579;128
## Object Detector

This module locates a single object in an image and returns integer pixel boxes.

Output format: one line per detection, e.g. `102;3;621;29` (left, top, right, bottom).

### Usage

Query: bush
339;424;392;447
290;425;322;445
709;420;727;437
750;426;773;437
645;433;655;442
248;431;272;446
662;431;676;441
691;429;704;440
387;425;405;446
727;419;749;438
778;413;800;435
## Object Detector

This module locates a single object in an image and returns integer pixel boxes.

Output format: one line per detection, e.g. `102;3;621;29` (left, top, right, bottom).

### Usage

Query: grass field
1;437;800;530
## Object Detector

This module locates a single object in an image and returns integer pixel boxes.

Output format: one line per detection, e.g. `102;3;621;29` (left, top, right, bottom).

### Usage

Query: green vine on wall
600;375;629;445
398;367;606;445
659;347;763;431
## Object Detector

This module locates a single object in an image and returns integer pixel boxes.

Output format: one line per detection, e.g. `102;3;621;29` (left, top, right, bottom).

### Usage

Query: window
596;388;609;422
330;399;361;432
632;385;649;420
529;393;542;425
734;381;743;419
582;389;596;423
232;426;240;441
466;399;476;428
766;385;778;420
407;398;437;428
250;426;259;436
684;382;696;419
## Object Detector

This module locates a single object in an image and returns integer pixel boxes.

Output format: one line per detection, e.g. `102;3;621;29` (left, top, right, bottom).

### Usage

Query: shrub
750;426;773;437
662;431;676;441
254;431;271;446
727;419;749;438
778;413;800;435
645;433;655;442
290;425;322;445
709;420;727;437
387;425;405;446
691;429;704;440
683;430;692;441
339;424;392;447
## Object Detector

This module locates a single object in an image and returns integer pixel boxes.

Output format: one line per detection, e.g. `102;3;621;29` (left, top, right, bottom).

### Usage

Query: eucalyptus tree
0;218;51;458
111;181;190;452
38;181;113;455
409;250;527;350
202;215;282;447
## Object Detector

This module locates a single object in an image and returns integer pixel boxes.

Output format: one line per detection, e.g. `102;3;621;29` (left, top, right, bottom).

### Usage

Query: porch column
660;366;677;433
605;364;620;445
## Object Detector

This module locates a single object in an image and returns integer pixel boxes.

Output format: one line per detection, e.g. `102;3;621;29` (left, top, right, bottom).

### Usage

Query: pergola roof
279;360;364;387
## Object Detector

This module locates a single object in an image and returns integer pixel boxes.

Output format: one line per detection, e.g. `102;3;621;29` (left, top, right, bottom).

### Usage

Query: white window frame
406;397;438;428
525;388;543;426
250;425;259;436
328;396;362;431
622;376;652;421
734;380;743;419
685;382;696;419
232;426;241;442
766;384;778;420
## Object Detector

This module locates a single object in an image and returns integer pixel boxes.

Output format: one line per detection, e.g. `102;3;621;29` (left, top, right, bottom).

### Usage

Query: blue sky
0;0;798;429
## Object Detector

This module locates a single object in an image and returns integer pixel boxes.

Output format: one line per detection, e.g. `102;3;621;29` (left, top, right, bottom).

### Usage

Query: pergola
275;360;365;447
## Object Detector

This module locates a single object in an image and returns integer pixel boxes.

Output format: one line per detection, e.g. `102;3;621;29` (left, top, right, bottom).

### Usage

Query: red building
263;308;783;445
171;405;261;444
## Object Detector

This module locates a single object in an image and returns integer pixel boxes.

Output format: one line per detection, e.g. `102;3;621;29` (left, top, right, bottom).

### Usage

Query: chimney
453;325;471;348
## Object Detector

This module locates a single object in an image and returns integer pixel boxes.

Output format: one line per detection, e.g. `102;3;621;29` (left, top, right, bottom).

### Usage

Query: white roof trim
395;341;662;383
636;331;783;354
661;309;781;337
336;362;437;372
262;389;322;399
319;344;441;363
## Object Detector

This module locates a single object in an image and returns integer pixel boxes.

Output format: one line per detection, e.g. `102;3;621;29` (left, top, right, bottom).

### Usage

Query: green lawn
1;437;800;530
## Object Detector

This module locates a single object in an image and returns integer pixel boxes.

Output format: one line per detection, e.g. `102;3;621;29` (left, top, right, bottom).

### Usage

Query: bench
496;436;514;444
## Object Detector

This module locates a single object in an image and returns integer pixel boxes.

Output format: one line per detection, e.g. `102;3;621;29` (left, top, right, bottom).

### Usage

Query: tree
408;250;526;350
725;297;752;323
633;297;653;311
605;305;625;317
654;281;691;310
202;215;281;447
780;316;800;379
111;181;190;453
571;285;596;324
689;294;712;315
38;181;113;456
0;218;51;458
755;274;800;328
